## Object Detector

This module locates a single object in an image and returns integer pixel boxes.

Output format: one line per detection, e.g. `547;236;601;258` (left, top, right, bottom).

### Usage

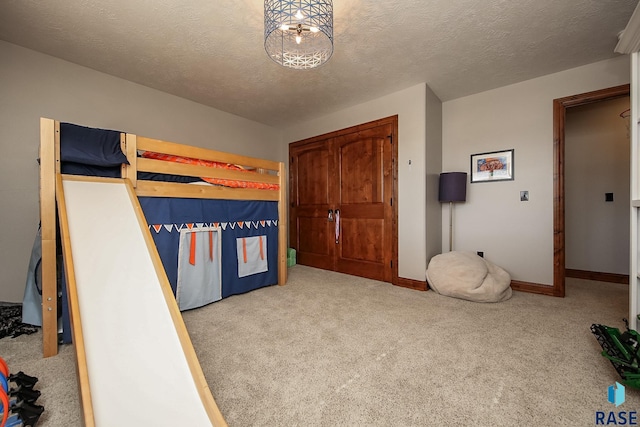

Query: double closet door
289;117;397;283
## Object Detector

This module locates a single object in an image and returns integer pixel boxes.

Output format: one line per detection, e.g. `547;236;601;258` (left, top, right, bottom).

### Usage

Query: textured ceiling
0;0;637;127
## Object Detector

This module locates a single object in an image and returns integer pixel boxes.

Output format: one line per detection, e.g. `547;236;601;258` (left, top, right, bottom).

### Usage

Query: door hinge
388;134;393;144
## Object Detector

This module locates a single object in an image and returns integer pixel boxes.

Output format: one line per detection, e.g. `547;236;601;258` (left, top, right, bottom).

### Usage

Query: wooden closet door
334;123;393;282
289;116;397;283
290;139;336;271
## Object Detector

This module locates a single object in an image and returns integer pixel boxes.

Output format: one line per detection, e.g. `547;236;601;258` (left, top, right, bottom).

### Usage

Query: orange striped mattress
141;151;279;190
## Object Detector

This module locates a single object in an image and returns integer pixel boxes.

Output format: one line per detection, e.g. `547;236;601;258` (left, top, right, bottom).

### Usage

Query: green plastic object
591;318;640;389
287;248;296;267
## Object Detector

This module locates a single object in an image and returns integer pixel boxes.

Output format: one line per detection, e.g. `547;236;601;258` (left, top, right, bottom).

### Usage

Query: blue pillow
60;122;129;167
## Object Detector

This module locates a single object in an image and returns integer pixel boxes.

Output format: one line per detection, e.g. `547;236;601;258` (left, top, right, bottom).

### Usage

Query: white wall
426;86;443;264
443;56;630;286
283;84;429;281
0;41;283;302
565;96;630;275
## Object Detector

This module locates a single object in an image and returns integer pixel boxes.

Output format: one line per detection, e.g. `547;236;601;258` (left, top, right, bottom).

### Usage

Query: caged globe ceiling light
264;0;334;70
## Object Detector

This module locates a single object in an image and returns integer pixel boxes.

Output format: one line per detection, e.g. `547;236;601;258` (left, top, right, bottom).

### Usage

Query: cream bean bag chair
426;251;512;302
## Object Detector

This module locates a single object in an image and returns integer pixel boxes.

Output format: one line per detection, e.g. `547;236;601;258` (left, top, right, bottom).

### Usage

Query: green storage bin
287;248;296;267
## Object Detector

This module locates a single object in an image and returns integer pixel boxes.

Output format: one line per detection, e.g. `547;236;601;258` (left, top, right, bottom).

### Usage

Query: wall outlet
477;251;484;258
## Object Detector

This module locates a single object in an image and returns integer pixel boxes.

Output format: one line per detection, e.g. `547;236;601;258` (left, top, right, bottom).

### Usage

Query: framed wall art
470;149;514;183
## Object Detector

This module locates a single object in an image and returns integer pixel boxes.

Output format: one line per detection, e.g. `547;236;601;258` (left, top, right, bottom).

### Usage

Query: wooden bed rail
40;118;59;358
40;118;288;358
135;135;281;171
123;134;281;201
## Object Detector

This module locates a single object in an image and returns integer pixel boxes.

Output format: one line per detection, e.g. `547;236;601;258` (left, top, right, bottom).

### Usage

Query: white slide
57;176;226;427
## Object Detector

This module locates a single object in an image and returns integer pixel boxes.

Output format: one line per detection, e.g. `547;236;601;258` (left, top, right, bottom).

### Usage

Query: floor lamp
439;172;467;252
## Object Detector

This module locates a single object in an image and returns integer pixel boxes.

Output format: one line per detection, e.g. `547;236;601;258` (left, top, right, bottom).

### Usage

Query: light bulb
310;27;319;33
296;35;302;44
280;24;290;31
295;9;304;20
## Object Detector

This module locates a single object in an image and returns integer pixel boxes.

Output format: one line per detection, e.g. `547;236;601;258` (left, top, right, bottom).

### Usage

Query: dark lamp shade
439;172;467;202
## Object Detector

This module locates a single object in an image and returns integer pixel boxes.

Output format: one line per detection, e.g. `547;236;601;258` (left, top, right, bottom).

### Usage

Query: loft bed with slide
36;118;287;426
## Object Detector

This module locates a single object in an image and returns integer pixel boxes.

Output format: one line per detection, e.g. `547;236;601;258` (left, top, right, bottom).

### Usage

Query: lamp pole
449;201;453;252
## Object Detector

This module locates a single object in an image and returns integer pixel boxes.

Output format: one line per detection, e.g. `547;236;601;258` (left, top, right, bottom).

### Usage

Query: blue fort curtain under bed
138;197;279;301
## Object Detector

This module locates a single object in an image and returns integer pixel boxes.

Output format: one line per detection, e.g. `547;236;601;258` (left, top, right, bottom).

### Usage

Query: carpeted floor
0;265;637;426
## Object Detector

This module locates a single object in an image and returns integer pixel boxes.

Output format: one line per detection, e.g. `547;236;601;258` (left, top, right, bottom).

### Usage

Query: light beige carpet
0;265;637;426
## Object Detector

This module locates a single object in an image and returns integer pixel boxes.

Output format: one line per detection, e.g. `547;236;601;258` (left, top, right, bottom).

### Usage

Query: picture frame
470;149;514;183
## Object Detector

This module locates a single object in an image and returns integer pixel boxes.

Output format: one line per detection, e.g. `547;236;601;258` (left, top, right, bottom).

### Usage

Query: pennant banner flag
149;219;277;234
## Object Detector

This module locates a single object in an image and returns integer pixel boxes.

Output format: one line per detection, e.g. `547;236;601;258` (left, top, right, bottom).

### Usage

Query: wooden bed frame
39;118;288;358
